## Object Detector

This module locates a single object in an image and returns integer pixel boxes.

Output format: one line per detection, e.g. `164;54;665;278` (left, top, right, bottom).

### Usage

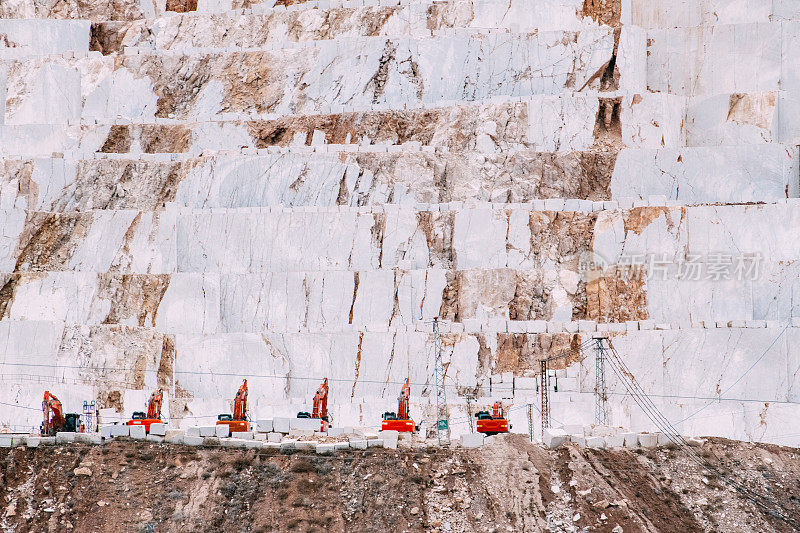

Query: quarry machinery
41;391;66;436
127;388;164;433
297;378;330;431
381;378;416;432
475;401;510;436
217;379;251;432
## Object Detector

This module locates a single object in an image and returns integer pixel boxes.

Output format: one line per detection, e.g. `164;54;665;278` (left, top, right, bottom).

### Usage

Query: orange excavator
41;391;66;436
476;401;510;436
381;378;415;432
297;378;330;431
217;379;251;433
127;388;164;433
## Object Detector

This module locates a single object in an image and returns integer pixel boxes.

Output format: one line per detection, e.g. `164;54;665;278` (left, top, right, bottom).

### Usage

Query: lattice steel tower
594;336;609;425
433;317;450;444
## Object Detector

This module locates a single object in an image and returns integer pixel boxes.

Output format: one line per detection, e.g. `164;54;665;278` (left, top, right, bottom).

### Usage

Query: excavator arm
42;391;65;436
233;379;248;421
312;378;329;420
146;389;163;420
398;378;410;420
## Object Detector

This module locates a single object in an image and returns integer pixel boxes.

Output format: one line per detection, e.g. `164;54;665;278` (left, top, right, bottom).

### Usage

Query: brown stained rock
426;2;476;31
579;0;621;26
248;102;524;151
529;211;597;268
89;22;141;55
508;271;547;320
139;124;192;153
98;390;124;412
165;0;198;13
585;266;648;322
439;270;461;321
417;210;456;269
64;160;184;210
12;212;94;272
137;54;214;118
623;206;675;236
727;92;776;130
494;333;581;374
1;0;145;20
157;335;176;390
0;274;20;319
100;125;132;153
97;274;171;327
0;160;38;209
221;53;286;115
58;325;164;390
592;97;623;149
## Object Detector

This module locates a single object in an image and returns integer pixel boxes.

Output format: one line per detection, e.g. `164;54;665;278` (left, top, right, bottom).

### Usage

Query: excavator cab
475;401;510;436
127;389;164;433
64;413;82;433
381;378;415;432
217;379;251;433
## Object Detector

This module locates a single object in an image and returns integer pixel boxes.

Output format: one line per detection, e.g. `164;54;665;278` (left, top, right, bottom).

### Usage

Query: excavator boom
127;389;164;433
42;391;65;436
476;401;510;435
381;378;414;432
217;379;251;433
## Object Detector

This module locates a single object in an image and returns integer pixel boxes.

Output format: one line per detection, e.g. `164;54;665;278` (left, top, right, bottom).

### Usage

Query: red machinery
41;391;65;436
297;378;329;431
127;388;164;433
217;379;251;433
381;378;415;432
476;401;510;436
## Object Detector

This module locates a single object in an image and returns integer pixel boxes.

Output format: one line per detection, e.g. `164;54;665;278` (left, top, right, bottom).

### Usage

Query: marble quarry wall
2;0;800;445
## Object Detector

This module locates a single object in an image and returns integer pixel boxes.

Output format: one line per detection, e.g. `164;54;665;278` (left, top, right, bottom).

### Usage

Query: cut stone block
638;433;658;448
231;431;254;440
221;438;245;448
273;417;292;433
100;425;114;439
379;430;399;449
291;418;320;431
288;429;314;438
199;426;217;437
349;439;368;450
0;435;13;447
657;432;671;446
253;432;266;441
75;433;102;445
215;424;229;438
267;432;282;442
570;435;587;447
622;432;638;448
328;427;358;437
110;425;129;437
26;437;42;448
149;423;166;436
334;442;350;450
295;441;316;451
129;425;147;440
183;435;204;446
280;440;296;450
244;440;262;449
186;426;201;436
56;432;76;444
604;435;625;448
367;439;384;448
165;430;185;443
145;435;164;443
262;442;281;450
543;428;569;448
316;443;336;454
202;437;221;446
561;424;584;435
460;433;485;448
586;436;605;449
40;437;56;446
256;419;273;433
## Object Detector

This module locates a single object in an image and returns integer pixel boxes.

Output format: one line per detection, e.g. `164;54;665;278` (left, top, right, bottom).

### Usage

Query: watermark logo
577;251;763;282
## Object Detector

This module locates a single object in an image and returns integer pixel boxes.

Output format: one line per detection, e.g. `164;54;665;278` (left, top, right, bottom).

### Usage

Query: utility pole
466;393;475;433
594;336;609;426
539;359;550;433
527;403;534;442
433;317;450;444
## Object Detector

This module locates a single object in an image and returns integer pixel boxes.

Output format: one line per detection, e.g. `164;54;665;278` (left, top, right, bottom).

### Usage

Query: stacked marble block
2;0;800;449
543;425;675;450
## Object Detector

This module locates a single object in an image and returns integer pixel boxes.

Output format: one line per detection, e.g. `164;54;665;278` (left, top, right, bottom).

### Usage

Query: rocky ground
1;434;798;532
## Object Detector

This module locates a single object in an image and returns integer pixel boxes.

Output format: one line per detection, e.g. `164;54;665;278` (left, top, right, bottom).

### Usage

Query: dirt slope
1;435;799;532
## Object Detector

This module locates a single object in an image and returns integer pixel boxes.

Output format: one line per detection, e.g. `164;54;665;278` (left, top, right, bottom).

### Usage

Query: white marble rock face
2;0;800;447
